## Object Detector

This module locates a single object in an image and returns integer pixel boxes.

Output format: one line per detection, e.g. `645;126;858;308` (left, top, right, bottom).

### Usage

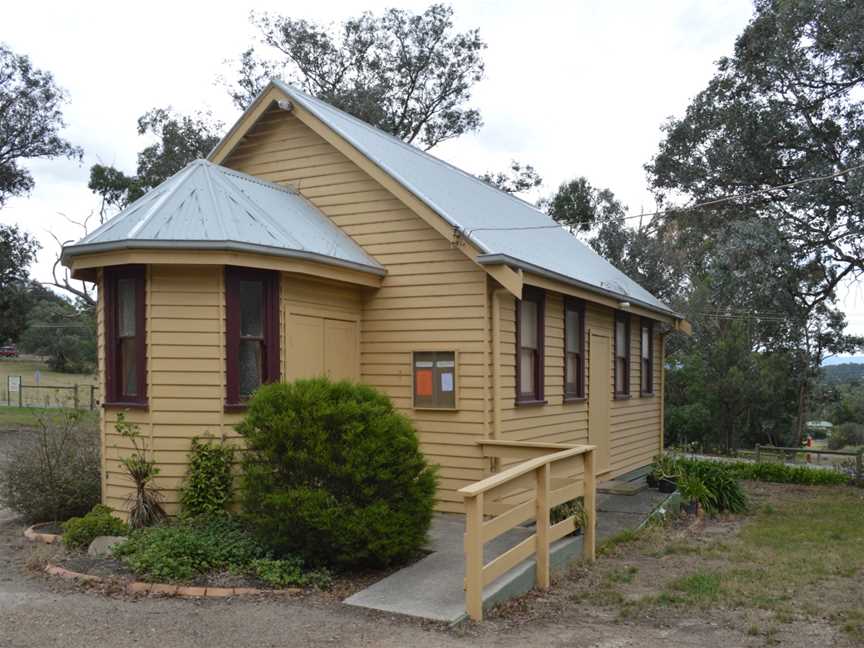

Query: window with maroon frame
104;265;147;406
640;318;654;396
516;287;545;404
564;298;585;400
614;311;630;398
225;267;280;408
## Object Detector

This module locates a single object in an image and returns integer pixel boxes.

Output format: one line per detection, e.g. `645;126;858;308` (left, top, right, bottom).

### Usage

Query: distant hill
822;355;864;366
820;363;864;385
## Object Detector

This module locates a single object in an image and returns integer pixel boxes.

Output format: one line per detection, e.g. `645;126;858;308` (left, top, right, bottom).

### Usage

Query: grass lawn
0;358;97;409
0;406;99;429
491;482;864;646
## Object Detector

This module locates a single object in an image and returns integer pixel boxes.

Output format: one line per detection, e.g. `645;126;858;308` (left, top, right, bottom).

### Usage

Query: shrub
828;423;864;450
180;437;234;517
113;516;267;582
250;558;332;589
727;461;849;486
238;378;438;569
0;410;100;523
62;504;128;549
115;413;165;529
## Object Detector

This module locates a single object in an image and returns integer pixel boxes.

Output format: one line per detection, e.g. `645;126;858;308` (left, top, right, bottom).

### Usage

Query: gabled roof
62;159;385;276
267;80;678;318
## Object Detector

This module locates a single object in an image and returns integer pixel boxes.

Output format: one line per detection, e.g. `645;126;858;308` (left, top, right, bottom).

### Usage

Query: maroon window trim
614;310;631;399
640;318;654;396
104;265;147;407
515;287;545;405
564;297;586;400
224;266;280;409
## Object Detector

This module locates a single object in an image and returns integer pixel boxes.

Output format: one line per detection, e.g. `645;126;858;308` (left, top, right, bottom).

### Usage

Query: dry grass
0;358;97;409
489;482;864;646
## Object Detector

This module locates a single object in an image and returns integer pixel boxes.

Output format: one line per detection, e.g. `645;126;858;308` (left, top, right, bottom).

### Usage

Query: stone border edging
43;563;302;598
25;525;61;544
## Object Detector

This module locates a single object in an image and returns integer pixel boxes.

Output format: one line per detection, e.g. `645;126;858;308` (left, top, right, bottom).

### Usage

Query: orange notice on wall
415;369;434;396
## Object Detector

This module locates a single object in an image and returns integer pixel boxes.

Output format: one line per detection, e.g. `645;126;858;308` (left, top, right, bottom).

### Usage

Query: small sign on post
8;376;21;408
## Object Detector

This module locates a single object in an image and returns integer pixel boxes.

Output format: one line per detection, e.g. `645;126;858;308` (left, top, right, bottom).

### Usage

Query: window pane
615;318;627;358
565;309;580;353
566;353;580;388
118;279;136;337
641;325;650;359
520;349;535;394
643;359;651;392
121;337;137;396
239;280;264;337
615;357;627;393
520;300;537;348
239;339;262;397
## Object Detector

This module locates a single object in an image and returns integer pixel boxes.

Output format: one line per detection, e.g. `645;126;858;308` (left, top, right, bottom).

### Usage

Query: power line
460;162;864;239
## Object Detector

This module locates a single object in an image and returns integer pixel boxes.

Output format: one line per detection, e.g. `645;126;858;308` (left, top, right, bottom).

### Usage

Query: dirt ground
1;425;861;647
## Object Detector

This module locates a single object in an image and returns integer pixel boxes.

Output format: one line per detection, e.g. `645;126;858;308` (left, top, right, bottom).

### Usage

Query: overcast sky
4;0;864;337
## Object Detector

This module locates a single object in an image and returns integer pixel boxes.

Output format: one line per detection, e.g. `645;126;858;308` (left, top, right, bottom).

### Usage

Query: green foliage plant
250;557;332;589
238;378;438;569
112;516;266;582
179;437;235;518
62;504;127;549
115;413;165;529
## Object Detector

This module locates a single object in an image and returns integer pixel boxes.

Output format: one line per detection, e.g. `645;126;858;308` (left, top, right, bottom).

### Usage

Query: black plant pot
659;477;677;494
683;500;699;516
646;473;659;489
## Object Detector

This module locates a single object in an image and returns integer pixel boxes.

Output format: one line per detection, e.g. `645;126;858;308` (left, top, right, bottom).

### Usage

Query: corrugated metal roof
273;80;678;317
62;159;385;275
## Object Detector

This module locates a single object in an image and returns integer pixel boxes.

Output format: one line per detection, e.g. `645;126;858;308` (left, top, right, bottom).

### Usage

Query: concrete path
345;484;671;623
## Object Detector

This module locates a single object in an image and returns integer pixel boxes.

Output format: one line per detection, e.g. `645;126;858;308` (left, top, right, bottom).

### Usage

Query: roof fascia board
208;85;286;164
66;247;383;288
484;263;523;298
523;270;677;324
287;99;487;260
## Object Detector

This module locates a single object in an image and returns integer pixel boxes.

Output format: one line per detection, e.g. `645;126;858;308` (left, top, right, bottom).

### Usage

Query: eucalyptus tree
0;44;82;207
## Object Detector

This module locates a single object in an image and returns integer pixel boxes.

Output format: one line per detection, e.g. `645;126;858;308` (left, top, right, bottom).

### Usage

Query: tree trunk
796;382;807;445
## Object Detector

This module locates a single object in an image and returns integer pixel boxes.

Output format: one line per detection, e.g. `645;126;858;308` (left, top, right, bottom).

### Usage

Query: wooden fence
754;444;863;481
459;440;596;621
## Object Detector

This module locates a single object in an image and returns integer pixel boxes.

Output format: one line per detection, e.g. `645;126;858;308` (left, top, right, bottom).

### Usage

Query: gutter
61;239;387;277
476;253;683;321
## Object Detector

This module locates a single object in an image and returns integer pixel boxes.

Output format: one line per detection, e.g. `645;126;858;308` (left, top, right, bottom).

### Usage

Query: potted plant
677;474;711;516
652;454;680;493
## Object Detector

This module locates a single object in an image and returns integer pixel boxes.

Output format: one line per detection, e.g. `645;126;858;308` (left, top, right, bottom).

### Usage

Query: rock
87;536;127;557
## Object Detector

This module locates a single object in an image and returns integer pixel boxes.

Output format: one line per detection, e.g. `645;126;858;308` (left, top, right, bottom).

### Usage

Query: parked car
0;345;18;358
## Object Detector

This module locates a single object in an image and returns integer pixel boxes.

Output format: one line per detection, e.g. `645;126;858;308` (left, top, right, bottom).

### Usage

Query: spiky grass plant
115;413;165;528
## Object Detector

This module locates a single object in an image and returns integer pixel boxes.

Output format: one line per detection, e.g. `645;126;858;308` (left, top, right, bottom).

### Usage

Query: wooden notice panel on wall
413;351;456;409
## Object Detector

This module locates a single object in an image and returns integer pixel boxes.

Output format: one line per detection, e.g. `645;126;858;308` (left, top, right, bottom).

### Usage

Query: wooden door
588;332;611;474
323;318;358;380
285;314;358;381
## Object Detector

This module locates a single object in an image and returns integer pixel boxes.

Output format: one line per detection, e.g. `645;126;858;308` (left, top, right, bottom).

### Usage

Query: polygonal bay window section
225;267;280;410
104;265;147;406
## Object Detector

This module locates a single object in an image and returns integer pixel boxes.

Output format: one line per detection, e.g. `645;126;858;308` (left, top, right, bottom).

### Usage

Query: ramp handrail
459;441;596;621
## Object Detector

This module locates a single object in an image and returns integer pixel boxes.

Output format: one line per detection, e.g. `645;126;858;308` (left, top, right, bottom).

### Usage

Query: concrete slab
344;491;676;623
598;479;647;495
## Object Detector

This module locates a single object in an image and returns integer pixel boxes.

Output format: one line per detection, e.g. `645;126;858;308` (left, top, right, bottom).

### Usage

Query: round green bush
62;504;128;549
237;378;437;569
